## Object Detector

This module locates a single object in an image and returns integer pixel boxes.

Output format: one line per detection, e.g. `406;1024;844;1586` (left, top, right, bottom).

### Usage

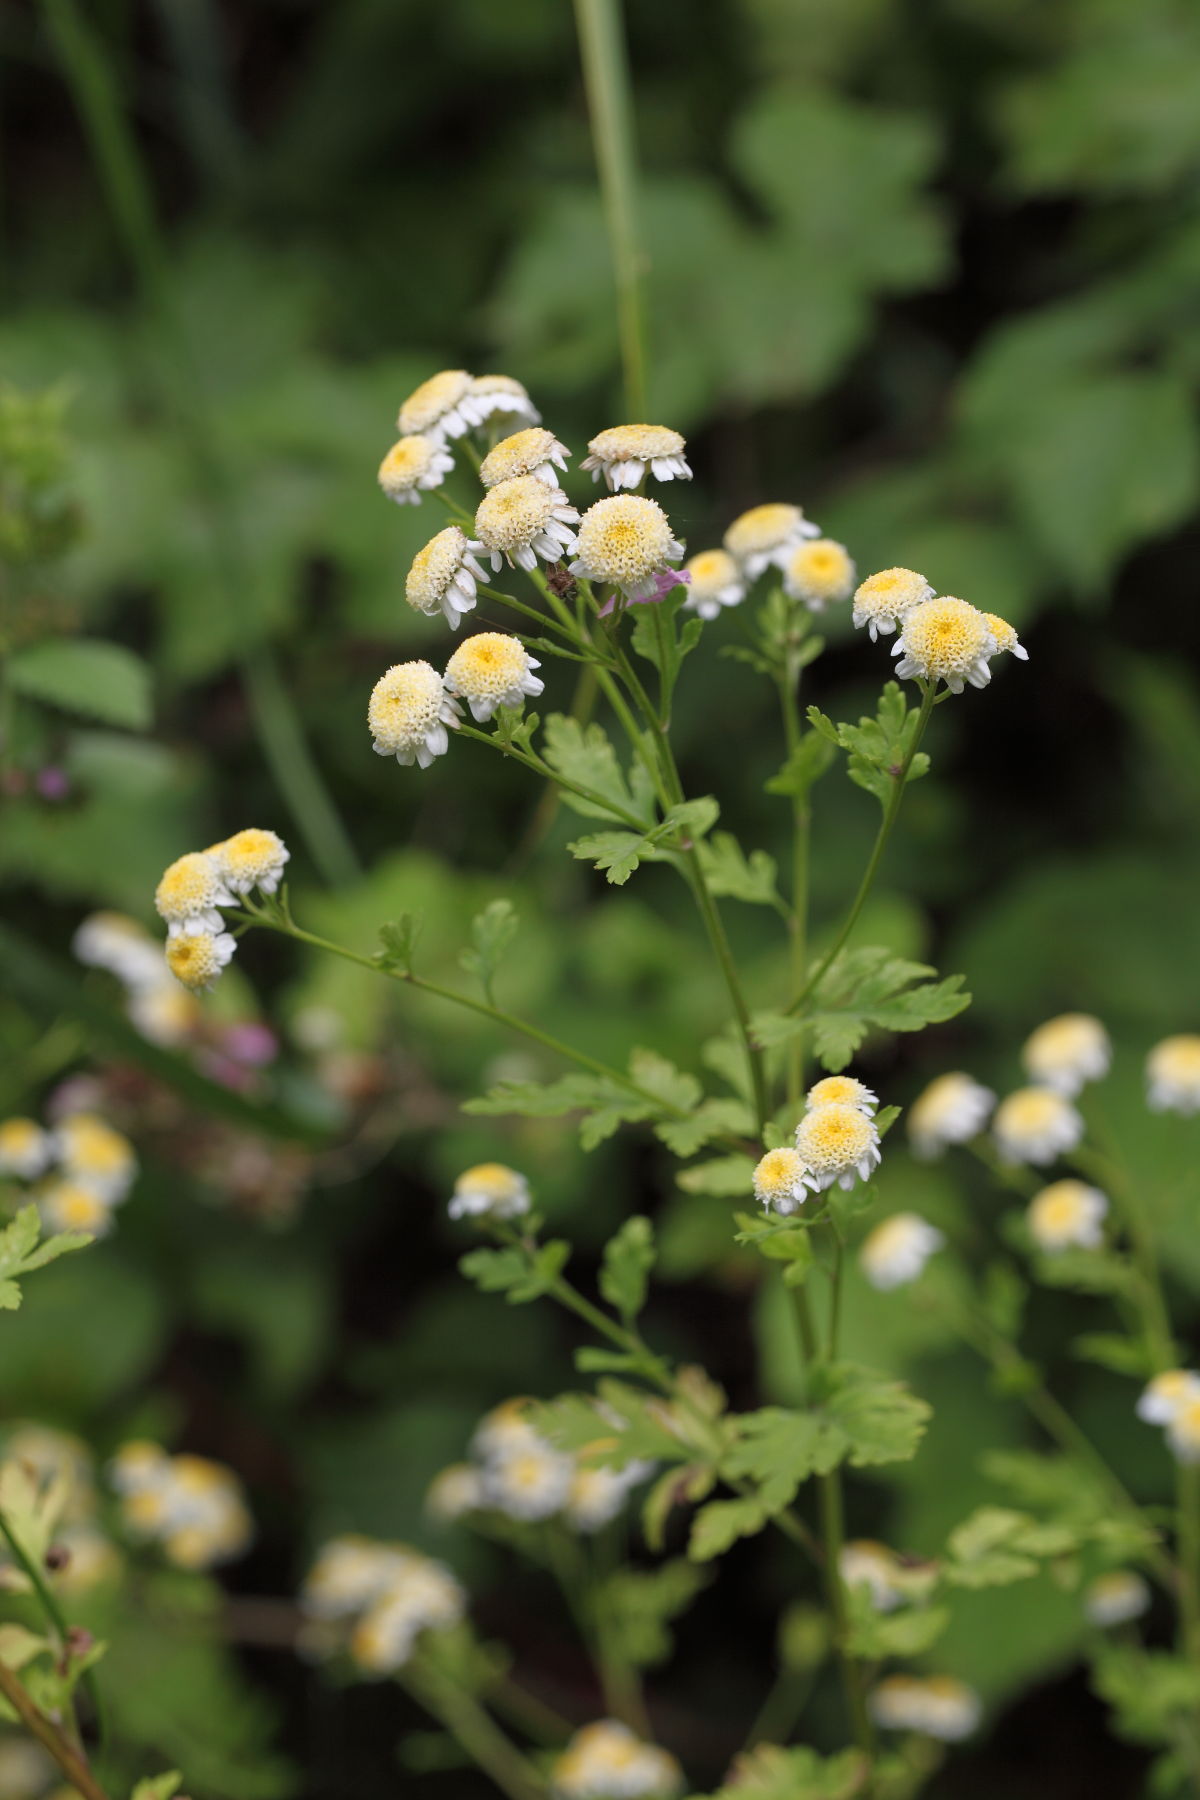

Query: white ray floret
581;424;692;492
1027;1180;1108;1252
406;525;489;629
209;827;291;898
907;1072;995;1158
992;1086;1084;1165
793;1102;881;1192
480;427;571;489
851;567;933;640
806;1075;877;1115
680;549;746;620
368;660;461;768
723;503;819;580
467;373;541;431
1021;1013;1110;1096
443;633;543;723
474;476;580;573
397;369;491;442
860;1213;944;1290
448;1161;532;1221
892;596;999;693
752;1146;812;1216
154;851;234;937
377;435;455;505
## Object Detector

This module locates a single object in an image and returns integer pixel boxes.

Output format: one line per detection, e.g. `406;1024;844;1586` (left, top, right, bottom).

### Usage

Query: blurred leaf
689;1495;768;1562
599;1215;656;1322
8;638;152;730
688;1742;869;1800
695;833;784;909
603;1560;709;1669
0;1203;90;1312
459;899;518;999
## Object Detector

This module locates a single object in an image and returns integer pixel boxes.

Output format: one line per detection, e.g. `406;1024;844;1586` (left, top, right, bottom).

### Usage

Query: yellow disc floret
569;494;684;599
449;1162;531;1220
211;827;290;897
581;424;691;491
683;548;745;620
851;567;933;639
783;537;855;610
377;435;453;504
474;476;580;572
793;1103;881;1191
165;928;236;993
37;1179;113;1237
992;1086;1082;1165
0;1117;50;1179
479;427;569;488
752;1146;811;1215
405;525;486;628
806;1075;877;1114
154;852;231;933
1027;1179;1107;1251
1022;1013;1110;1095
368;660;459;767
396;369;473;438
893;596;998;693
982;612;1029;659
443;633;543;723
56;1112;136;1199
724;503;816;577
1147;1034;1200;1114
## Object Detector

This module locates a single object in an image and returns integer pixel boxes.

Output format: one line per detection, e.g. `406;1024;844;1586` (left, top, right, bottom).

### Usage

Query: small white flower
806;1075;877;1115
54;1112;137;1203
397;369;490;442
126;981;200;1046
782;538;855;610
869;1674;981;1741
569;494;685;601
0;1117;52;1181
471;1399;544;1464
1027;1180;1107;1252
793;1103;881;1192
907;1072;995;1159
723;504;819;581
480;427;571;489
563;1462;652;1534
1085;1570;1151;1627
154;851;234;937
165;927;237;993
580;424;692;492
37;1178;115;1238
851;567;933;640
351;1557;466;1674
482;1442;574;1521
752;1146;812;1216
859;1213;944;1291
892;596;999;694
302;1535;413;1618
368;660;461;768
377;435;455;505
443;633;543;723
406;525;489;630
992;1086;1084;1166
1146;1035;1200;1115
839;1540;907;1611
467;373;541;431
681;549;746;620
209;827;291;898
552;1720;683;1799
982;612;1030;661
73;911;165;990
426;1464;485;1523
1022;1014;1110;1096
448;1162;532;1221
1167;1393;1200;1465
1136;1369;1200;1426
475;476;580;573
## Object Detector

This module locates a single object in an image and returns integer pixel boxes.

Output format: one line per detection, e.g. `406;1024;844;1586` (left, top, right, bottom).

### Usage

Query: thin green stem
403;1660;547;1800
826;1225;844;1362
778;657;809;1107
572;0;647;416
788;681;937;1017
1070;1138;1176;1371
485;1672;573;1747
0;1661;110;1800
1177;1463;1200;1662
0;1508;103;1746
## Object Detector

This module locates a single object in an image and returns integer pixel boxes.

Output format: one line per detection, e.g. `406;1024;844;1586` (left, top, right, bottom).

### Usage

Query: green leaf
628;1048;702;1113
542;715;649;823
458;899;518;997
0;1624;52;1671
599;1216;656;1322
656;1097;755;1158
458;1241;570;1305
463;1073;657;1150
1092;1646;1200;1749
821;1363;932;1467
0;1205;91;1312
1072;1332;1155;1378
844;1594;950;1660
722;1408;841;1511
375;913;421;974
568;830;654;885
601;1560;710;1669
688;1495;768;1562
8;638;153;730
943;1506;1079;1589
805;682;931;808
536;1382;694;1467
765;733;837;803
760;945;970;1071
689;1743;869;1800
695;832;784;908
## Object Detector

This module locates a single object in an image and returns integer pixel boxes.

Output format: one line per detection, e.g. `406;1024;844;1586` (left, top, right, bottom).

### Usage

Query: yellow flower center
794;1103;875;1171
575;494;674;581
902;597;993;677
1151;1036;1200;1081
445;633;529;703
982;612;1018;654
368;661;444;750
997;1087;1066;1133
378;437;435;488
166;932;224;990
155;852;223;922
479;428;562;487
686;549;738;591
397;369;471;435
588;423;685;461
1030;1181;1091;1236
853;567;931;618
475;475;559;550
725;503;803;556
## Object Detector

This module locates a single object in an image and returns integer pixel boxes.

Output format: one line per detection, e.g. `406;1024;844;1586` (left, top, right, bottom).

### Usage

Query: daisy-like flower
55;1112;136;1202
860;1213;944;1291
793;1104;882;1193
126;982;201;1047
467;373;541;431
563;1464;646;1534
443;633;543;723
351;1558;466;1674
839;1540;907;1612
397;369;488;442
0;1117;52;1180
580;425;691;492
426;1464;485;1523
154;852;234;937
752;1146;811;1216
1167;1392;1200;1465
892;596;999;693
406;525;488;630
209;827;290;899
569;494;684;601
1146;1035;1200;1115
1027;1180;1108;1252
302;1536;412;1619
680;549;746;620
723;504;819;581
109;1440;172;1496
992;1086;1083;1166
448;1161;532;1221
165;928;237;993
73;911;164;990
480;427;570;489
471;1398;544;1464
368;660;461;768
474;475;580;573
1137;1369;1200;1426
851;568;933;640
377;435;454;506
807;1075;877;1115
982;613;1030;661
1022;1013;1110;1096
782;538;855;611
1085;1570;1151;1628
37;1179;114;1237
869;1674;981;1741
552;1720;683;1799
907;1072;995;1159
482;1441;574;1521
111;1445;252;1569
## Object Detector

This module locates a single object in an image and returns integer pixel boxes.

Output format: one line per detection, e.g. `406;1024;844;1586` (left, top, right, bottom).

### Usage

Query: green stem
1070;1138;1176;1371
0;1508;103;1747
572;0;647;416
1178;1463;1200;1662
40;0;358;886
485;1672;573;1747
778;658;810;1108
0;1661;110;1800
788;680;937;1017
403;1660;547;1800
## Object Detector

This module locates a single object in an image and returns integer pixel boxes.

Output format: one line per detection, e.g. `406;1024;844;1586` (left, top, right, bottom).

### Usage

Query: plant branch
0;1661;110;1800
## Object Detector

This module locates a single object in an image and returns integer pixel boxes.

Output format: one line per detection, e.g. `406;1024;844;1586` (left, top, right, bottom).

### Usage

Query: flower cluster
551;1719;683;1799
300;1534;465;1675
868;1673;982;1740
0;1106;137;1240
154;829;290;993
850;565;1028;694
1137;1370;1200;1464
753;1075;882;1213
109;1441;253;1569
991;1013;1108;1166
369;634;543;769
1;1424;121;1596
74;910;200;1046
427;1397;653;1534
378;370;540;508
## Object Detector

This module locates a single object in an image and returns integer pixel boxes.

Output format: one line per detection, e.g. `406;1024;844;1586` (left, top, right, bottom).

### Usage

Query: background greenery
2;0;1200;1794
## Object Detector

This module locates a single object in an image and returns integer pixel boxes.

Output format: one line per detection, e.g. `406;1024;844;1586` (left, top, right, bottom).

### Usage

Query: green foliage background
2;0;1200;1794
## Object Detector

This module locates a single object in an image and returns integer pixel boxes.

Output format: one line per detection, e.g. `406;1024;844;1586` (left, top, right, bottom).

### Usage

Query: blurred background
2;0;1200;1795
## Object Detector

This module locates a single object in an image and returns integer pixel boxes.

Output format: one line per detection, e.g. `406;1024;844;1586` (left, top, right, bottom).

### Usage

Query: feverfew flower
724;504;819;581
681;549;746;621
377;435;454;505
1027;1180;1107;1252
448;1161;532;1221
1137;1370;1200;1426
73;911;164;990
443;633;543;723
406;526;488;630
552;1720;683;1799
350;1557;466;1674
1167;1393;1200;1465
110;1444;252;1569
368;660;461;768
0;1117;52;1180
127;982;201;1046
793;1103;881;1192
426;1464;485;1523
480;427;570;489
851;567;932;640
752;1146;811;1216
564;1462;652;1534
1085;1571;1151;1628
210;827;290;898
993;1086;1083;1166
54;1112;136;1202
839;1540;907;1612
892;596;999;693
397;369;486;442
1022;1013;1110;1096
782;537;855;610
302;1536;411;1619
860;1213;944;1291
474;476;580;573
482;1440;574;1521
472;1398;544;1463
37;1179;114;1237
907;1072;995;1159
982;613;1029;661
166;928;237;993
1146;1035;1200;1115
154;851;233;937
467;373;540;431
570;495;684;601
869;1674;981;1741
581;425;691;492
807;1075;877;1115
